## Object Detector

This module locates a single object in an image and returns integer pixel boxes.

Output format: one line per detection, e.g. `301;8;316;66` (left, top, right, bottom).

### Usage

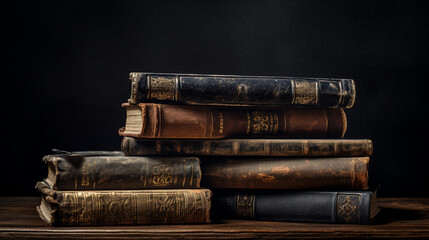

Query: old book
128;72;355;108
201;157;369;190
118;103;347;139
36;181;211;226
43;151;201;190
121;137;373;157
212;190;379;224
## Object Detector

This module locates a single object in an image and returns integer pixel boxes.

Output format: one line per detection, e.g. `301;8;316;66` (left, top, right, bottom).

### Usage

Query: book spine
119;103;347;139
121;137;373;157
213;191;374;224
44;188;211;225
200;157;369;190
128;73;355;108
50;155;201;190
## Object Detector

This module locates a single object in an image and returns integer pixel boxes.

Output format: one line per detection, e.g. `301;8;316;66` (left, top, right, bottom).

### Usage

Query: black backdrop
3;0;428;197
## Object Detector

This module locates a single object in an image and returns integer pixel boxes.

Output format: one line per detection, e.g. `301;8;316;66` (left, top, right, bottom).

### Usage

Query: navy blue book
212;190;379;224
128;72;355;108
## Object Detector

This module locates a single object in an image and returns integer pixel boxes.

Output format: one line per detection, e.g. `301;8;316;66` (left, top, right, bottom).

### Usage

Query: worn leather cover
201;157;369;190
119;103;347;139
43;151;201;190
212;190;378;224
36;181;211;226
121;137;373;157
128;72;355;108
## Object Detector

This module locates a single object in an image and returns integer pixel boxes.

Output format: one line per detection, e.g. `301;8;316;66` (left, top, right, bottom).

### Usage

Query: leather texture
128;72;355;108
36;181;211;226
201;157;369;190
119;103;347;139
121;137;373;157
212;190;376;224
43;151;201;190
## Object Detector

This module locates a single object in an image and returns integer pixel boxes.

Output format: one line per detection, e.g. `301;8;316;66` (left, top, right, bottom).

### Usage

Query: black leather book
212;190;379;224
128;72;355;108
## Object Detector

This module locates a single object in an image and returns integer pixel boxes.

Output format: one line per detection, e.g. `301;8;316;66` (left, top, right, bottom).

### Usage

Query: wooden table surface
0;197;428;239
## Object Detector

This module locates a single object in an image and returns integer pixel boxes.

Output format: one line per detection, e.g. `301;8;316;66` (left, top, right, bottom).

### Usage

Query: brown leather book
121;137;373;157
119;103;347;139
36;181;212;226
201;157;369;190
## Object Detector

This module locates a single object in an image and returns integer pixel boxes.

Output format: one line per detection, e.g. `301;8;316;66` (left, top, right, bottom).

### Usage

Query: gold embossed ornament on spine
148;76;177;101
247;111;279;135
336;194;360;223
293;80;318;105
36;181;212;226
236;194;255;219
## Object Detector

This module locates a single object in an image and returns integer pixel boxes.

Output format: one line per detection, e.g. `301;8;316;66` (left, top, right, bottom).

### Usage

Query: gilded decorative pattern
336;194;360;223
152;164;174;186
99;195;134;224
236;194;255;219
294;80;318;104
248;111;279;135
51;188;211;225
154;194;178;222
149;76;176;101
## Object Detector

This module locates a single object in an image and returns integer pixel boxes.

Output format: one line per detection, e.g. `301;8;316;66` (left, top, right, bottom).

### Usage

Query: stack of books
36;72;380;226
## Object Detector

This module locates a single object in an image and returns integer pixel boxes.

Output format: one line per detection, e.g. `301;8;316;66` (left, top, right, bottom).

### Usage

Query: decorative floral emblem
252;111;270;134
99;196;133;224
150;76;176;101
152;164;174;186
248;111;279;135
337;195;359;223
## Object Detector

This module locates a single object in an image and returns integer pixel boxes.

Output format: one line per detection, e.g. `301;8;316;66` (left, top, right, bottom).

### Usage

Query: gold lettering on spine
219;112;224;133
81;163;90;187
293;80;318;104
149;76;176;101
236;194;255;219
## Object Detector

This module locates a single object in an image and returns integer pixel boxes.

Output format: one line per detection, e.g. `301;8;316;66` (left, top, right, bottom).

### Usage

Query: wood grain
0;197;428;239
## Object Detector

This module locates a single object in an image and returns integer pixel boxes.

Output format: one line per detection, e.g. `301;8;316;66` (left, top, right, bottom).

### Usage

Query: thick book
43;151;201;190
212;190;379;224
36;181;211;226
201;157;369;190
118;103;347;139
128;72;355;108
121;137;373;157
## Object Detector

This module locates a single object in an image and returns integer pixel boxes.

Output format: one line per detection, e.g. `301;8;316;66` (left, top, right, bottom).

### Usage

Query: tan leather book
36;181;211;226
119;103;347;139
201;157;369;190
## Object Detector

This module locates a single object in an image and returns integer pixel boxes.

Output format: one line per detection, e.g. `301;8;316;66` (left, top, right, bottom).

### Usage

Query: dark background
3;0;428;197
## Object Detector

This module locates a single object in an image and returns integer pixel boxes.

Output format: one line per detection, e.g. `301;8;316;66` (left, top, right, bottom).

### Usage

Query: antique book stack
36;72;379;226
119;72;380;224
